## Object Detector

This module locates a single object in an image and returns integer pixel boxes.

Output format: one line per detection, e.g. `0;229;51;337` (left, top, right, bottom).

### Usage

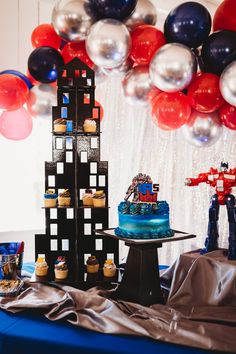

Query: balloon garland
0;0;236;146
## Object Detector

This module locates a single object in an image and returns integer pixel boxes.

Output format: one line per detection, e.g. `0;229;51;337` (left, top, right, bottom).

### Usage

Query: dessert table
0;250;235;354
0;261;212;354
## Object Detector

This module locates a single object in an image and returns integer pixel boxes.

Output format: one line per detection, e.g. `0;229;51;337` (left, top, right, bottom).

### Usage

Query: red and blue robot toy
185;162;236;259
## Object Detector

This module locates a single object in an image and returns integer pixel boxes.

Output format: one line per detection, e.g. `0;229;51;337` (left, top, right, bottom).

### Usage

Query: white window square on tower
84;223;92;235
90;162;97;174
80;151;88;163
66;151;73;163
95;223;103;230
84;208;91;219
50;224;58;235
95;239;103;251
62;239;69;251
90;175;96;187
48;175;55;187
50;239;58;251
56;138;63;150
66;208;74;219
99;175;106;187
50;209;57;219
57;162;64;174
91;137;98;149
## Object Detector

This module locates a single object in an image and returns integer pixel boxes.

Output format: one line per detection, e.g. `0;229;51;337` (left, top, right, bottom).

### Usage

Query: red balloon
187;73;223;113
61;41;94;68
213;0;236;32
31;24;61;50
130;25;166;65
0;74;29;111
0;107;32;140
152;92;191;130
219;102;236;130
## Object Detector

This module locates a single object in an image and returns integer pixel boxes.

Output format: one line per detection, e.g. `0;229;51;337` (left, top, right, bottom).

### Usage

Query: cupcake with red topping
54;256;68;280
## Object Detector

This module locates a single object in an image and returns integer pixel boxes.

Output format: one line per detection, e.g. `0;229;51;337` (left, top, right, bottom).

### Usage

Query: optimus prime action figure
185;162;236;260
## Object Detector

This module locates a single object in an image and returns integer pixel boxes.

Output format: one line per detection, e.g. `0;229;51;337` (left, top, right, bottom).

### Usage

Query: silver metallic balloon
181;110;223;147
27;84;57;118
220;61;236;107
52;0;94;42
124;0;157;31
149;43;197;92
86;19;131;69
122;66;153;106
102;58;133;77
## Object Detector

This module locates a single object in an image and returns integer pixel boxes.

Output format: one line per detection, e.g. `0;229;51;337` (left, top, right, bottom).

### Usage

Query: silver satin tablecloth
0;249;235;353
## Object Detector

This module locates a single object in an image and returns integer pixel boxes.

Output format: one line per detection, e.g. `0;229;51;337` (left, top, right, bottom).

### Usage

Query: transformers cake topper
125;173;159;203
185;162;236;260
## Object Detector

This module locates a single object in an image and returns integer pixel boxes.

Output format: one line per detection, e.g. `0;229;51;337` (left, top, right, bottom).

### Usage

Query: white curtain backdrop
0;0;235;265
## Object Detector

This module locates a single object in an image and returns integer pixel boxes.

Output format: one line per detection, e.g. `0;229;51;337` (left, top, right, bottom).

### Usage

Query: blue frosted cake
115;173;174;239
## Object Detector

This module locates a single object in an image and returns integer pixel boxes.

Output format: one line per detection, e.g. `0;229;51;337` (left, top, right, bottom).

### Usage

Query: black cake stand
96;229;196;306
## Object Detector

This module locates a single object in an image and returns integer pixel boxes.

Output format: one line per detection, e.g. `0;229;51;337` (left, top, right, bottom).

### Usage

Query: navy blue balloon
28;46;64;84
88;0;137;21
0;70;33;89
164;2;211;49
201;30;236;76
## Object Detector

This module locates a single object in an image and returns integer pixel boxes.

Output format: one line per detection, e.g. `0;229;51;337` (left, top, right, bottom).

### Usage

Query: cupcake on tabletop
93;190;106;207
44;189;57;208
82;189;93;206
35;256;48;277
86;256;99;274
54;118;67;133
103;259;116;278
54;256;68;280
83;119;96;133
58;189;71;207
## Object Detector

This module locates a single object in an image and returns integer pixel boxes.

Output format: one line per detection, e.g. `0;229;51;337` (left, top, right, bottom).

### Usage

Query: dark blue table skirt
0;264;212;354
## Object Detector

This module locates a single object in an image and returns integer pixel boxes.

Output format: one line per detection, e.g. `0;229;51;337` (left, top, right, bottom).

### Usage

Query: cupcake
103;259;116;278
93;190;106;207
54;256;68;280
83;119;96;133
44;189;57;208
54;118;67;133
86;256;99;274
82;189;93;206
35;256;48;277
58;189;71;207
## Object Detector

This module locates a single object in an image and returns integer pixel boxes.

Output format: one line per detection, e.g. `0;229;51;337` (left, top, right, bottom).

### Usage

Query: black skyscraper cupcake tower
35;58;119;283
